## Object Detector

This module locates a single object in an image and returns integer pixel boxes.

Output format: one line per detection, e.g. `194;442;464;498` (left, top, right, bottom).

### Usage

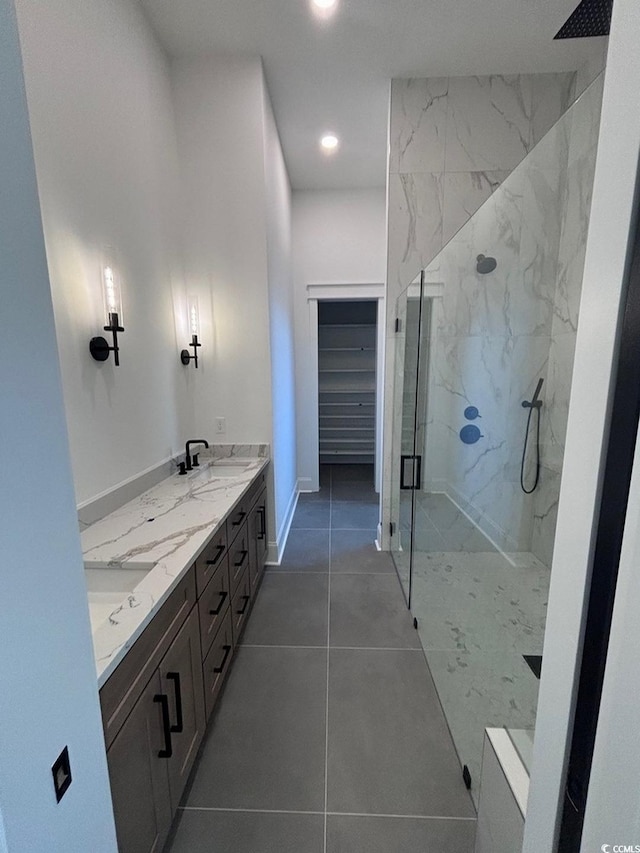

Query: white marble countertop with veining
81;447;269;687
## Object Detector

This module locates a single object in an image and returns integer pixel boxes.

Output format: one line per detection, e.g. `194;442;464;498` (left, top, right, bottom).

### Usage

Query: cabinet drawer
228;521;250;594
198;556;230;659
244;470;266;511
100;567;197;750
202;608;234;721
194;524;227;597
226;501;249;545
231;567;252;645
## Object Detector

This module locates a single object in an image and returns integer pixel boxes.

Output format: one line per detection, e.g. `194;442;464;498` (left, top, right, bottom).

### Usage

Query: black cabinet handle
258;506;266;540
233;549;248;569
153;694;173;758
231;511;246;527
206;544;225;566
166;672;183;734
237;594;250;615
213;644;232;674
209;590;228;616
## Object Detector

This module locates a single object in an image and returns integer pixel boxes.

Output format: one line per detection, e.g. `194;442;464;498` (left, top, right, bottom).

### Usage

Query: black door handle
206;544;225;566
209;590;228;616
231;511;247;527
166;672;183;734
153;694;173;758
234;549;248;569
237;595;250;615
258;506;266;540
213;644;232;673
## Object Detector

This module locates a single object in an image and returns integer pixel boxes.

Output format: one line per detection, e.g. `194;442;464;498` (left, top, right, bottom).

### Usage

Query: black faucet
184;439;209;471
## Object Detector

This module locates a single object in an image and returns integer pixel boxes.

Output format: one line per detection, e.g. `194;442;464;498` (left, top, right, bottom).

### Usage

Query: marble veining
82;450;269;686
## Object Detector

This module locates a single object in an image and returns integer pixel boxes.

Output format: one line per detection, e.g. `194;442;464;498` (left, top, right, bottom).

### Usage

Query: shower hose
520;403;541;494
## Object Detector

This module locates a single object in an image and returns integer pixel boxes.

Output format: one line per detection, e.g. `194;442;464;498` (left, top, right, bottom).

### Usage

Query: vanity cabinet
106;671;172;853
101;466;269;853
104;590;203;853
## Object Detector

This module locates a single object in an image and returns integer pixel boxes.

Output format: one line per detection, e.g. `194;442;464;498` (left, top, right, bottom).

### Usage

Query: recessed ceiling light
310;0;338;20
320;133;339;153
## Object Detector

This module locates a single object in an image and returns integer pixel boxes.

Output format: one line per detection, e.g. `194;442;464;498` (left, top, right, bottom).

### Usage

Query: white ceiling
139;0;606;190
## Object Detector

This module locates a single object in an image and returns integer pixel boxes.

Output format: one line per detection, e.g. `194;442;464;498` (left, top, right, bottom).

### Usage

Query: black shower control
52;746;72;803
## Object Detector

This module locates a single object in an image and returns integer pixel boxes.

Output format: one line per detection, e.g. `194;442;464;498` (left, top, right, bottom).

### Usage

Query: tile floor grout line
178;805;475;821
323;465;332;853
178;806;325;815
326;811;477;821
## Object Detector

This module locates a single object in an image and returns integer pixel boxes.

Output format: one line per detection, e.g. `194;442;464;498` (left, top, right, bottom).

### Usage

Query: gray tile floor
168;465;476;853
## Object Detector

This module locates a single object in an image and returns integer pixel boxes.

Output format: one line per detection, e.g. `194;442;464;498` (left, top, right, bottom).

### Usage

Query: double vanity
81;447;269;852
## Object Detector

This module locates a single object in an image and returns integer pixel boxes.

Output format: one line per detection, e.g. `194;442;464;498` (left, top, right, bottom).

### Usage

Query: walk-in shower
389;74;604;802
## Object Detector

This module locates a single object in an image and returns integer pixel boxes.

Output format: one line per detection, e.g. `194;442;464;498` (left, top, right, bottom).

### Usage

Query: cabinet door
248;503;261;596
106;671;172;853
159;606;206;812
249;489;268;596
257;489;268;567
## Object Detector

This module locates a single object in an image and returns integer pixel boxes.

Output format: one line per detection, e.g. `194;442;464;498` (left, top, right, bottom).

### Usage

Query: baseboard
297;476;316;493
265;480;300;565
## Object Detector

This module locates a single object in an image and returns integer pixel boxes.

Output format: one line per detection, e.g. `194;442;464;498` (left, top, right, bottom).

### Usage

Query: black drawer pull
206;544;225;566
231;511;247;527
209;590;228;616
236;594;250;616
233;549;248;569
153;694;173;758
213;644;232;674
166;672;183;734
258;506;266;540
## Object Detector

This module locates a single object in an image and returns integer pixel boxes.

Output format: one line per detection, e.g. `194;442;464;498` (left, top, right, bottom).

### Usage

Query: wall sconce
90;254;124;365
181;295;202;368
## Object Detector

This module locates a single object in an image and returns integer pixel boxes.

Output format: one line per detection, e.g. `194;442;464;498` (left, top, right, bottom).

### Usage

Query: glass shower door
389;273;429;603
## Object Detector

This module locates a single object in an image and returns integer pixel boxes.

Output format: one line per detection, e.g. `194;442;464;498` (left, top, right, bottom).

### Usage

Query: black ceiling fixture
554;0;613;39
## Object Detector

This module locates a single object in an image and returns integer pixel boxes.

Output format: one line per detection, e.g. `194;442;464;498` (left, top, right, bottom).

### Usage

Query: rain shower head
476;254;497;274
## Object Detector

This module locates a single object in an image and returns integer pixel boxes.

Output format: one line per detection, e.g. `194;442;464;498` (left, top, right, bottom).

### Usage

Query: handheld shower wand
520;378;544;494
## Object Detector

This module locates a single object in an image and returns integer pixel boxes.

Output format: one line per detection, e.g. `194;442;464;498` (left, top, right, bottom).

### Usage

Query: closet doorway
317;299;381;492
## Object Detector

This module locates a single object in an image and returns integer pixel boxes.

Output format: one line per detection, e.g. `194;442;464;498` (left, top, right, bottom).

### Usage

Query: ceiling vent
554;0;613;38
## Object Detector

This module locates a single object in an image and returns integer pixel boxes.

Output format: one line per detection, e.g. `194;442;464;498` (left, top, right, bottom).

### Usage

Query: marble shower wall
383;72;577;548
421;76;604;563
387;72;578;307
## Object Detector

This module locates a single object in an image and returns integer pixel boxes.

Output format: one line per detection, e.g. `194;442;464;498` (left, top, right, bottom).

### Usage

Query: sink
84;563;153;630
208;460;248;477
209;466;246;478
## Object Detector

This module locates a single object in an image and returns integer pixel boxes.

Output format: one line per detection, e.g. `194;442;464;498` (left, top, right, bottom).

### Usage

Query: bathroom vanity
81;451;269;852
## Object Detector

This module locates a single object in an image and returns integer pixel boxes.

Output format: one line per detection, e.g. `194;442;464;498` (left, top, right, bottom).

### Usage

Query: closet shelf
318;318;376;462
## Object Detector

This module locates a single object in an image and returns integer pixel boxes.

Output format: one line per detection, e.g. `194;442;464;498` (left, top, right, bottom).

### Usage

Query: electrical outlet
215;417;226;435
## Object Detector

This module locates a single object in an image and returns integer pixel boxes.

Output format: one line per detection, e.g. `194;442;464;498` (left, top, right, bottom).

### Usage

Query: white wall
15;0;193;507
292;188;386;487
572;2;640;848
172;56;273;446
522;0;640;846
261;75;297;554
0;0;117;847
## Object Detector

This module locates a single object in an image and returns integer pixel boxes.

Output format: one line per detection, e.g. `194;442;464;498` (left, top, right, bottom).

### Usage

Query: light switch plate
215;417;226;434
52;746;72;803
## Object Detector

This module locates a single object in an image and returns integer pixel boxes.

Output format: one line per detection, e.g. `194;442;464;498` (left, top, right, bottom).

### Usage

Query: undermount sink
210;465;246;477
209;460;248;477
84;563;154;630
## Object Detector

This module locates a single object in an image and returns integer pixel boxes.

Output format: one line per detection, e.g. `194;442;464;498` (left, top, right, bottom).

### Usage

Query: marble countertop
81;448;269;687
